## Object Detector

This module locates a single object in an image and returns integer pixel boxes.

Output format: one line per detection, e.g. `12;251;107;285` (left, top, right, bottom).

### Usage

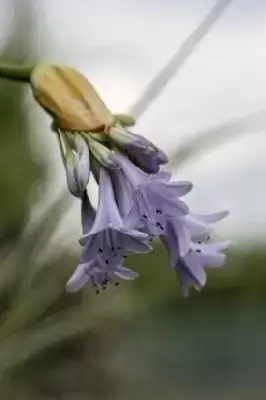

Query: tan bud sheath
31;64;115;133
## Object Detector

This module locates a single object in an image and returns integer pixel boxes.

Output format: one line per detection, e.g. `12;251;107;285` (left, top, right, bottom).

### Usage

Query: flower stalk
0;63;33;82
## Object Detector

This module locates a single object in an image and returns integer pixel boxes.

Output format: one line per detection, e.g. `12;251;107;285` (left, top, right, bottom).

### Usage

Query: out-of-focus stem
0;63;33;82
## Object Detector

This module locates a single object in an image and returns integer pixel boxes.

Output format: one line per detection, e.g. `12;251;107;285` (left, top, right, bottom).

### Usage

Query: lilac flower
65;134;90;197
66;258;138;293
160;208;230;296
66;187;144;293
174;240;231;297
112;153;192;236
79;167;152;267
109;126;168;173
161;210;229;259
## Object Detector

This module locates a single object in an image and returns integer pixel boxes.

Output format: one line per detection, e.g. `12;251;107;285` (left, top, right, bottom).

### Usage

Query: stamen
98;248;103;253
156;222;164;231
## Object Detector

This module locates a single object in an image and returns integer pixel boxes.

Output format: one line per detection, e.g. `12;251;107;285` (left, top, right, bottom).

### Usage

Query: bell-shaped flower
79;167;152;267
161;210;229;259
163;235;231;297
113;153;192;235
66;257;138;293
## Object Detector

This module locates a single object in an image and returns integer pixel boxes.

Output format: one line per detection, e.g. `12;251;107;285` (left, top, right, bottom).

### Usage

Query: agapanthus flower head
29;62;232;297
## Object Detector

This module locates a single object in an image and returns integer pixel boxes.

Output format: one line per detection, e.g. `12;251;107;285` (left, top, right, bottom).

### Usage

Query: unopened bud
31;64;115;132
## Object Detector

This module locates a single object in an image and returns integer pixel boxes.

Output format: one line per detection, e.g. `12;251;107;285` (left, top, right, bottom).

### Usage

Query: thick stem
0;63;33;83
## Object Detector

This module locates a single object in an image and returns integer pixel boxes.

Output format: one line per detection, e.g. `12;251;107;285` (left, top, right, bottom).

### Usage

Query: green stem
0;63;33;83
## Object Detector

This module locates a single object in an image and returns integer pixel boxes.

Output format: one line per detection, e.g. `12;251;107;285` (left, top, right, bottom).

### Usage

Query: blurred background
0;0;266;398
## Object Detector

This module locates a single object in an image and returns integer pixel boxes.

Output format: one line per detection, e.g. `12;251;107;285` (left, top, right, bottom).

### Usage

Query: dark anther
115;282;119;286
124;255;128;258
111;246;115;251
142;214;148;219
197;241;202;244
117;246;121;250
156;222;164;231
196;249;201;253
156;209;162;214
105;260;109;264
103;286;106;290
96;289;100;295
206;236;210;241
98;248;103;253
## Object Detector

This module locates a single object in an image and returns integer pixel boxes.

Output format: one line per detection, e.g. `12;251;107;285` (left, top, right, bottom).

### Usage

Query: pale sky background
2;0;266;248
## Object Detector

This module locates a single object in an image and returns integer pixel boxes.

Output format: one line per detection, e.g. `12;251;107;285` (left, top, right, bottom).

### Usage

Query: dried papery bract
30;64;115;132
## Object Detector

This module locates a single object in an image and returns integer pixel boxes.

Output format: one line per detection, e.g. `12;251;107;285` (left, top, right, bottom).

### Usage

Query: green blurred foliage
0;0;44;243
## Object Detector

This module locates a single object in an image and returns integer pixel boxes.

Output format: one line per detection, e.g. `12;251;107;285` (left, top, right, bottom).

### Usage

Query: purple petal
66;262;92;292
81;192;96;235
183;214;211;239
201;252;226;267
191;240;231;253
180;252;207;287
190;210;229;223
89;168;123;236
113;265;139;280
74;134;90;191
111;170;134;218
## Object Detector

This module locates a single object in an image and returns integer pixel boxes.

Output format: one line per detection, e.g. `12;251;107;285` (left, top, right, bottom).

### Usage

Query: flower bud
64;134;90;197
31;64;115;132
87;136;120;170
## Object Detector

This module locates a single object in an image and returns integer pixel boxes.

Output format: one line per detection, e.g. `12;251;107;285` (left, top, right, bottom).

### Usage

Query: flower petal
113;265;139;280
190;210;229;223
81;192;96;235
66;263;91;292
74;134;90;191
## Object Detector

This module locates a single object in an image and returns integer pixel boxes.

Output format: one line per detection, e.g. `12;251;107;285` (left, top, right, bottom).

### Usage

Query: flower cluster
30;64;230;297
61;125;230;297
